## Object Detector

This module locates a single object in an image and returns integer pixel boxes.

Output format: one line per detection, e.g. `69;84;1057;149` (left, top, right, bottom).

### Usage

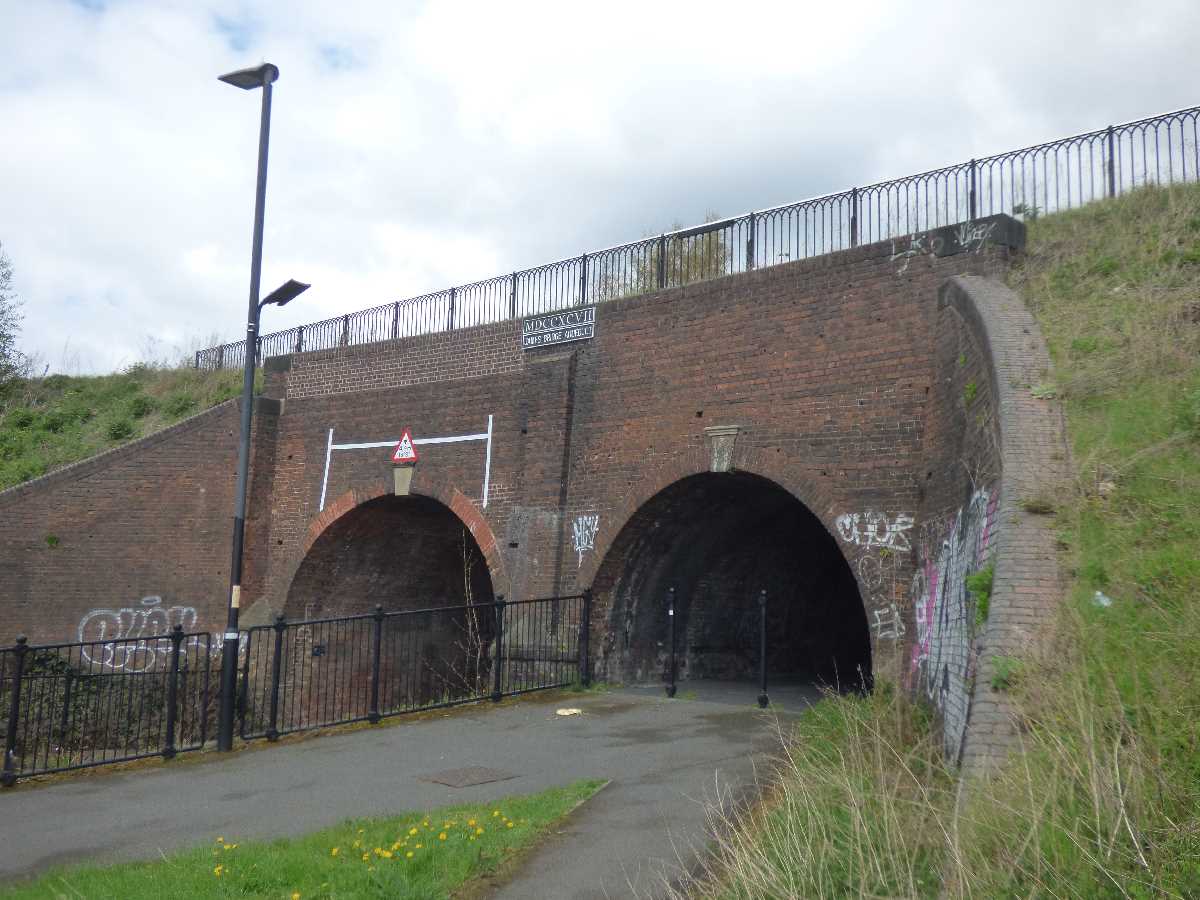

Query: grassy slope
680;184;1200;899
0;366;249;491
1;779;605;899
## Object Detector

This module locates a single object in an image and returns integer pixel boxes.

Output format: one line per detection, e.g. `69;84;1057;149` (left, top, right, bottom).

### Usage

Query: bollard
757;590;769;709
666;588;677;699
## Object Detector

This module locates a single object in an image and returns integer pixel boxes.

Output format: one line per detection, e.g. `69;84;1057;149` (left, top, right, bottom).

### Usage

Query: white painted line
482;414;493;508
319;427;334;511
331;433;488;451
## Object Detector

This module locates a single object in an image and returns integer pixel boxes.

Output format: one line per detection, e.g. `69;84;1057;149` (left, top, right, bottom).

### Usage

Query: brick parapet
939;275;1071;773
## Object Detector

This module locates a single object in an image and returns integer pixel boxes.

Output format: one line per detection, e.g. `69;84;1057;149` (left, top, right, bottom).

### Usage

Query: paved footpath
0;682;818;898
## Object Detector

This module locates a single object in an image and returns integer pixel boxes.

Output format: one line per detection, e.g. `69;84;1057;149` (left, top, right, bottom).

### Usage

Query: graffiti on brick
835;510;914;551
909;487;999;758
572;514;600;566
76;596;214;671
871;602;906;640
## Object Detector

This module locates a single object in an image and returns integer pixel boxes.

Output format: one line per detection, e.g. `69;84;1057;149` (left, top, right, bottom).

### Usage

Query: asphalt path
0;681;820;898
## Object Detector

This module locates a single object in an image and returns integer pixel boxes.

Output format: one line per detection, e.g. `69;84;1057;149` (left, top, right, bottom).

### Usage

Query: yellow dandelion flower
330;847;340;857
406;851;414;859
467;819;476;827
438;832;447;841
492;810;500;817
352;840;361;849
216;836;224;843
469;835;476;842
391;841;401;851
357;828;365;834
408;827;418;836
361;853;370;862
443;821;451;828
422;819;430;827
292;894;301;900
223;843;237;851
506;821;514;828
213;865;223;876
381;850;393;859
415;842;423;849
475;827;484;835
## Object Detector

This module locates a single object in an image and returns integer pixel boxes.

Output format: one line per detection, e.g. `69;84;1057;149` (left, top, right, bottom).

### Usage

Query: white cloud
1;0;1198;372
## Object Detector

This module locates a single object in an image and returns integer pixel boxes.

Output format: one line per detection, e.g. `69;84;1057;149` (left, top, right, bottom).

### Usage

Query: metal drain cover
419;766;518;788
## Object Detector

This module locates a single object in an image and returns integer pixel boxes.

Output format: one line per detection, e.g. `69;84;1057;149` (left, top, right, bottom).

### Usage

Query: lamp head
218;63;279;90
261;279;310;308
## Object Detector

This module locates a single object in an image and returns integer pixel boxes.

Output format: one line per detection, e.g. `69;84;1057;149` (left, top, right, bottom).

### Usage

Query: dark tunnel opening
286;494;495;620
594;472;871;692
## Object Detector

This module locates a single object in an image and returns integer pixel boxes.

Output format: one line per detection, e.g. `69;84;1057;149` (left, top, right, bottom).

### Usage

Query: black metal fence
237;593;589;741
1;593;590;785
1;628;214;785
195;105;1200;371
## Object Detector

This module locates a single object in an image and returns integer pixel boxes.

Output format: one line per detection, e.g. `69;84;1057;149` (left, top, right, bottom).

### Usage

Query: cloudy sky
2;0;1198;373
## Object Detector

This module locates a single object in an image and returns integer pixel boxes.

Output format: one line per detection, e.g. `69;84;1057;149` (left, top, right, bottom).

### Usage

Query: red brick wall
0;401;277;645
0;218;1024;699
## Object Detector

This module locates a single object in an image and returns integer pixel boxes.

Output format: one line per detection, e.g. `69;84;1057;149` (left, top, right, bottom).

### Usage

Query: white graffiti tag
871;603;906;641
572;515;600;567
955;221;996;254
835;511;915;551
77;597;208;671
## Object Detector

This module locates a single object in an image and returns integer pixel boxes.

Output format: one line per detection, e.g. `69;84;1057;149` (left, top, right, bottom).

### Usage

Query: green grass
0;365;252;491
676;183;1200;898
1;779;605;899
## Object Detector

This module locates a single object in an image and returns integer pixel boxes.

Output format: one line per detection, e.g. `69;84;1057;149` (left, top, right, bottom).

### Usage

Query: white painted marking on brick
482;414;493;508
318;427;334;511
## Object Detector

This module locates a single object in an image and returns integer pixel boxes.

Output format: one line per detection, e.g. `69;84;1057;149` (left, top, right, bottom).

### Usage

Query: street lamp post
215;61;309;752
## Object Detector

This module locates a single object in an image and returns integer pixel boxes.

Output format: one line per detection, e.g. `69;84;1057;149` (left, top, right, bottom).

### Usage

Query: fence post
163;625;184;760
236;633;252;739
216;345;225;369
267;614;285;741
491;596;506;702
579;588;592;687
656;234;667;290
295;327;304;354
666;588;677;699
369;605;384;724
968;159;978;220
447;287;457;331
757;590;769;709
579;254;588;305
509;273;518;320
2;636;29;788
194;350;200;370
850;187;859;247
745;212;756;271
391;302;401;340
58;669;74;748
1106;125;1117;198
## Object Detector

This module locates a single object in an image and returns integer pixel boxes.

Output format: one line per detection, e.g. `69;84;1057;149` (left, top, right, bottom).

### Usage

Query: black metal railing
195;105;1200;371
1;592;591;785
1;629;214;785
237;592;589;742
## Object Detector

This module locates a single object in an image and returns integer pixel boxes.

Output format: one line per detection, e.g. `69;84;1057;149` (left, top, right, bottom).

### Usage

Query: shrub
105;418;135;441
162;392;197;419
126;394;155;419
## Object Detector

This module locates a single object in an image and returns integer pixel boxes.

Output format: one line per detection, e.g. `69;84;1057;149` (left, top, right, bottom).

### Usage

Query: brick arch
298;480;508;596
576;440;845;591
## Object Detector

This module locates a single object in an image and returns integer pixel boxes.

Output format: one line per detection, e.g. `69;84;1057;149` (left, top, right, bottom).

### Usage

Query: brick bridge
0;214;1068;767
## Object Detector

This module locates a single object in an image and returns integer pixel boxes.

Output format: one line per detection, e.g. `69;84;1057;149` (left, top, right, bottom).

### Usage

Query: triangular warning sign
391;429;419;464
